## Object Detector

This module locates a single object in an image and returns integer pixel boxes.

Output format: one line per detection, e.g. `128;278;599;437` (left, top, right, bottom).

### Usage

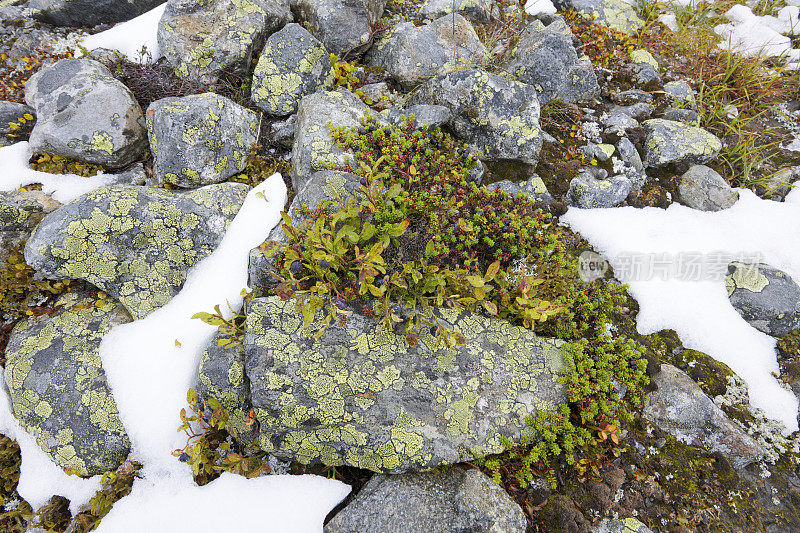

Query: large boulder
642;119;722;168
0;189;61;263
503;16;599;105
677;164;738;211
158;0;292;81
24;183;250;320
292;0;388;57
29;0;163;27
146;93;259;188
325;469;527;532
408;69;543;166
291;89;378;192
726;262;800;336
24;59;148;169
240;295;565;472
4;290;131;476
644;364;765;469
365;14;488;91
552;0;643;34
251;23;335;116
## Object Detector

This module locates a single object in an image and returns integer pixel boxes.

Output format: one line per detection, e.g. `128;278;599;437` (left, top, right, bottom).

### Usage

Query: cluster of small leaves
330;53;362;93
29;153;106;177
0;46;75;103
173;389;268;486
227;146;292;189
4;111;35;142
68;461;141;532
562;11;637;69
0;434;32;533
191;303;246;348
1;245;69;323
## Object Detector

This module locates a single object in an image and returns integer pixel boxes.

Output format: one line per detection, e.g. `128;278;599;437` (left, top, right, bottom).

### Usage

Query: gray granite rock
0;189;61;264
382;104;452;130
419;0;498;23
0;101;35;145
325;469;527;532
726;262;800;336
292;0;387;56
642;119;722;167
567;167;631;208
677;164;738;211
30;0;163;27
552;0;643;34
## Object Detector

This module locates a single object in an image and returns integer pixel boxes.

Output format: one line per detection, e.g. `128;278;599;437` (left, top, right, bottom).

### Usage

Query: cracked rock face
24;183;250;320
146;93;259;187
251;23;335;116
365;14;489;91
408;69;543;166
726;262;800;336
158;0;292;81
4;290;131;476
24;59;148;169
199;295;566;473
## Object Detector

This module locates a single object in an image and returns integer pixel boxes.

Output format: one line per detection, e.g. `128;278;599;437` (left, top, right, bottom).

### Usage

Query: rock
29;0;162;27
610;103;654;120
582;142;615;162
325;469;527;533
419;0;498;23
251;23;335;116
0;189;61;263
677;164;738;211
762;165;800;200
663;80;695;108
553;0;643;34
491;173;553;202
408;69;543;166
0;101;35;145
358;82;396;109
629;49;658;69
24;59;148;169
158;0;291;81
616;137;643;173
3;290;131;476
365;15;488;91
593;518;653;533
662;108;700;126
642;119;722;167
726;262;800;336
146;93;259;187
567;167;632;208
644;364;765;469
504;16;599;105
288;170;362;228
382;104;452;130
108;163;148;186
632;62;661;87
613;88;652;105
291;89;378;192
25;183;249;320
242;295;566;472
269;115;297;148
292;0;387;57
601;112;639;136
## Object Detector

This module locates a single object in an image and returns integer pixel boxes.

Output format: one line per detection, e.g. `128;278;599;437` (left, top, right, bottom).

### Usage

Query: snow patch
714;5;800;68
524;0;557;16
76;3;166;63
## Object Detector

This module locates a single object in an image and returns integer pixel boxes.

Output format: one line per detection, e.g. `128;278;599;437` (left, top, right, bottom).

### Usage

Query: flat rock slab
642;119;721;168
24;59;148;169
726;262;800;336
243;296;566;473
4;290;131;476
158;0;291;81
408;69;543;166
644;364;765;469
325;469;527;533
25;183;249;320
146;93;259;187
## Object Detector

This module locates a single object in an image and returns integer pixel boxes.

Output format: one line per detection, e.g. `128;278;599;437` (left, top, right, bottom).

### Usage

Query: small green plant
67;461;141;532
192;303;246;348
29;153;106;177
1;245;69;323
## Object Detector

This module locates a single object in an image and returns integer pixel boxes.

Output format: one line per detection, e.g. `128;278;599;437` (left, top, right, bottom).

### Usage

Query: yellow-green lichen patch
0;190;61;233
2;290;131;476
243;295;566;473
642;119;722;168
24;183;250;320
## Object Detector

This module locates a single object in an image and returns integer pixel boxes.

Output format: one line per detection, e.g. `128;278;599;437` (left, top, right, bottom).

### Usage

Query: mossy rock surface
3;290;131;476
240;295;566;473
24;183;249;320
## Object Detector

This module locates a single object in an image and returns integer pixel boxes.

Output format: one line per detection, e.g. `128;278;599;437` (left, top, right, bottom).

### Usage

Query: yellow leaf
175;339;182;347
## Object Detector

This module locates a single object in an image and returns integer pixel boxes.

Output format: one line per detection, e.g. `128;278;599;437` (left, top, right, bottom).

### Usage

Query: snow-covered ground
76;3;166;64
564;188;800;433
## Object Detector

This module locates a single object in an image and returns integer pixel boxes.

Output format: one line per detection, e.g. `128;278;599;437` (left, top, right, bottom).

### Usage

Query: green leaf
466;275;484;288
482;301;498;315
485;260;500;281
191;312;224;325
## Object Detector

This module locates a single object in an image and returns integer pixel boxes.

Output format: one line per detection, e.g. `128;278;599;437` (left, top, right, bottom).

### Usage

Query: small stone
567;167;632;208
642;119;722;167
677;164;738;211
663;80;695;107
726;262;800;336
629;48;658;69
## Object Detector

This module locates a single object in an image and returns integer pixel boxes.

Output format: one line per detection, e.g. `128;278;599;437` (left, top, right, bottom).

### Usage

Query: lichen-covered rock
677;164;738;211
419;0;498;23
244;295;566;472
644;364;765;469
381;104;452;130
288;170;362;228
567;167;632;208
291;89;380;192
29;0;162;27
292;0;387;56
504;16;599;105
491;173;553;203
0;101;35;146
365;15;488;91
24;183;249;320
146;93;259;187
324;469;527;533
158;0;291;81
663;80;695;108
24;59;148;169
726;262;800;336
553;0;643;34
0;190;61;263
642;119;722;168
408;69;543;166
593;518;653;533
3;290;131;476
251;23;335;116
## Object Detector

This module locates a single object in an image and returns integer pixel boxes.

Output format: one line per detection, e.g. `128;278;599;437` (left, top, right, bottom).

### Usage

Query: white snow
0;142;117;203
524;0;557;16
714;5;800;68
76;3;166;63
563;188;800;433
